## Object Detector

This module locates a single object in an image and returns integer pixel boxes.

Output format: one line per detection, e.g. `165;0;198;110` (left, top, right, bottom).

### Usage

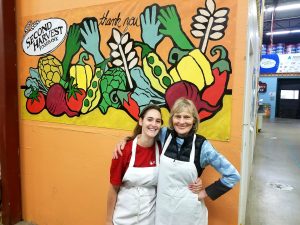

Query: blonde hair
168;98;200;132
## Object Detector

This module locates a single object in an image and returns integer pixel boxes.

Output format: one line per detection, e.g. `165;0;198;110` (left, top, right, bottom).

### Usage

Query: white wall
238;0;262;224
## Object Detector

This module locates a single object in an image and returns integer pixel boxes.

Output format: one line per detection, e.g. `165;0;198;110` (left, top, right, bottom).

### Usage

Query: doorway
276;78;300;119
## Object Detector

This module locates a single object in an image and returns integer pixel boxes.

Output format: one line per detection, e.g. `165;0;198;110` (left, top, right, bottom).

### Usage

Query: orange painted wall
16;0;248;225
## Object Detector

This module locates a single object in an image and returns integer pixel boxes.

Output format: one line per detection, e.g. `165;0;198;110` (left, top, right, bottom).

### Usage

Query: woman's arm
200;140;240;200
113;127;168;159
106;184;120;225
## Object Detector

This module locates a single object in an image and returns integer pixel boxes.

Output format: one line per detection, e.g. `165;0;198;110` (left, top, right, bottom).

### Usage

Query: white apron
155;134;208;225
113;137;159;225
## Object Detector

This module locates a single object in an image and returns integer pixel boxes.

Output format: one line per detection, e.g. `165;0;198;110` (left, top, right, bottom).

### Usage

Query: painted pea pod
135;41;178;94
81;58;110;114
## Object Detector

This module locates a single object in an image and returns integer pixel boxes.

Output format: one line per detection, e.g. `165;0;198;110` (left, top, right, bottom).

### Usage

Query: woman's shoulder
120;140;134;156
160;126;168;134
158;127;168;142
124;139;134;149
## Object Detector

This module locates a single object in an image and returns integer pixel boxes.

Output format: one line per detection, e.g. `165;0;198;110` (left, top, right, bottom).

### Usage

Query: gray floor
245;118;300;225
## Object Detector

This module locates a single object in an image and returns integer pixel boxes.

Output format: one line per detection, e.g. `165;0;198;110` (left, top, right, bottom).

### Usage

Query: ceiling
263;0;300;44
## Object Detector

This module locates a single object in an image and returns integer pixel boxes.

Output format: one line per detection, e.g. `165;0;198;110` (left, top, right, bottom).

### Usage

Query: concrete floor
245;118;300;225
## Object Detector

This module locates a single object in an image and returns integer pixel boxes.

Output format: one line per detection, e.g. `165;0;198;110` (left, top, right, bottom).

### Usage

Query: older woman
155;97;240;225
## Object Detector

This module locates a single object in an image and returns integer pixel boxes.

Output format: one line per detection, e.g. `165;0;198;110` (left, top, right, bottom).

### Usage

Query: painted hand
158;6;181;36
80;19;104;64
158;5;194;50
140;4;163;49
65;23;81;57
61;23;81;85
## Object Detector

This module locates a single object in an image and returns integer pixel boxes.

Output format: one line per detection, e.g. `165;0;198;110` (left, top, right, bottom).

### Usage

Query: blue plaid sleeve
200;140;240;188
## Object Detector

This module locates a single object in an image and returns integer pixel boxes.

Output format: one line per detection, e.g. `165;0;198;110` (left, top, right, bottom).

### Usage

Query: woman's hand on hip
198;189;208;200
189;177;203;194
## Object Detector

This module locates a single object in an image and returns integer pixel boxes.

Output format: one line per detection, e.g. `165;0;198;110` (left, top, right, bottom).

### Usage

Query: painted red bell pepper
117;91;140;120
201;45;231;107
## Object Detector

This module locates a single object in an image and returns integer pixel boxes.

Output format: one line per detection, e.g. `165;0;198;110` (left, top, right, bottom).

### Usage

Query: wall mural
19;0;235;141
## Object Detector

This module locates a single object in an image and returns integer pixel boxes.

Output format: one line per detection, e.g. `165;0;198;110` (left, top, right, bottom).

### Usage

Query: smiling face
139;109;162;139
172;109;195;137
169;98;200;137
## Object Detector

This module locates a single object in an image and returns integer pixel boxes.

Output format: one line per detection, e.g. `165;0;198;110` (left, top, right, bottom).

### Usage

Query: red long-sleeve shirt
110;140;161;186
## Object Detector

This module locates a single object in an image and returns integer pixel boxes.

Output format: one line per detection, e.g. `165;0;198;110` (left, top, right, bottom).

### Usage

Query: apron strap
128;137;138;167
189;134;196;162
162;134;172;155
155;141;160;166
129;137;160;167
162;134;196;163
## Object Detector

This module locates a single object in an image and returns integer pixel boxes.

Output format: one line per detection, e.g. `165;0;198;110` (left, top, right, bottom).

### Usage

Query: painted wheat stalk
191;0;229;53
108;28;138;89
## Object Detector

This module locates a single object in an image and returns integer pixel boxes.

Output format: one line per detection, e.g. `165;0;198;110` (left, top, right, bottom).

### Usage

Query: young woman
106;105;162;225
114;98;240;225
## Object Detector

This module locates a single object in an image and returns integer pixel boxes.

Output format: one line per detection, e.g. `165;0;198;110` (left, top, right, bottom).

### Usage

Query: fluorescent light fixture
265;3;300;12
266;30;290;35
290;30;300;33
266;29;300;35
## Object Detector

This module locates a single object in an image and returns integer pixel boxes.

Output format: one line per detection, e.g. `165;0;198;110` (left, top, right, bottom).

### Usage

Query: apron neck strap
162;134;172;155
189;134;196;162
162;134;196;163
129;137;160;167
155;142;159;166
129;137;138;167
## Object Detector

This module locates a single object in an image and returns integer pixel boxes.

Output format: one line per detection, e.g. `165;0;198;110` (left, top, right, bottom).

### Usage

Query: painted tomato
66;88;86;112
26;91;46;114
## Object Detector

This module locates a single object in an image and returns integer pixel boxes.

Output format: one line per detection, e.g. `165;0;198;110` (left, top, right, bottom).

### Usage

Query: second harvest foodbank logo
22;18;67;56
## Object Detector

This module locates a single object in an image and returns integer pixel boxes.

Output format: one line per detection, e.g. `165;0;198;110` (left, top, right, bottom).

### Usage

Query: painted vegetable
202;45;231;106
26;90;45;114
116;91;140;120
69;52;93;91
24;68;48;98
165;81;220;115
99;67;127;114
135;41;179;94
66;77;86;112
38;55;63;87
81;59;110;114
169;48;214;92
46;83;78;117
116;66;165;119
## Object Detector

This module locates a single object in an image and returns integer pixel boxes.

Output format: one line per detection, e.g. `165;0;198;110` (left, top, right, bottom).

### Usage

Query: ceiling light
265;3;300;12
266;30;290;35
266;29;300;35
290;30;300;33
